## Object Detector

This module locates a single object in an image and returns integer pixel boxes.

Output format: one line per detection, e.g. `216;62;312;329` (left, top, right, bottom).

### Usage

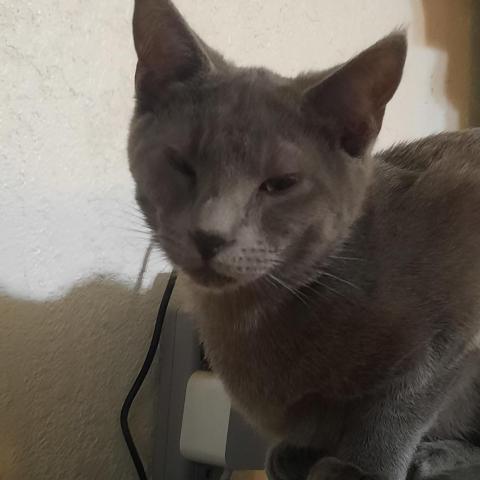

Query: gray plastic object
151;309;268;479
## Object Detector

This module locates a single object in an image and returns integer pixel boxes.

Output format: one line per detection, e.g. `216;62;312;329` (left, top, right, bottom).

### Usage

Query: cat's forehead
190;73;302;154
142;70;307;175
173;69;285;119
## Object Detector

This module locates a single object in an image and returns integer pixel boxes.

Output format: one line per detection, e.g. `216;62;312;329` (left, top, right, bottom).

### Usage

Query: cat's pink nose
191;230;229;261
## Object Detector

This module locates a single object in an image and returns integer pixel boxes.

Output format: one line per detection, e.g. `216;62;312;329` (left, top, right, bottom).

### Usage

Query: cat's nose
191;230;229;261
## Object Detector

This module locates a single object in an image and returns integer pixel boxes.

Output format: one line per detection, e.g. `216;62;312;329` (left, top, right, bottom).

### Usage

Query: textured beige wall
0;1;476;479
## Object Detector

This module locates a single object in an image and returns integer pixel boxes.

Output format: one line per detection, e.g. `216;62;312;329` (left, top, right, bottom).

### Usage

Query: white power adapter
180;371;232;465
179;371;267;469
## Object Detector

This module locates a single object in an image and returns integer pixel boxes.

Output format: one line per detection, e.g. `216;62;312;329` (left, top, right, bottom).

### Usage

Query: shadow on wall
0;274;171;480
418;0;474;129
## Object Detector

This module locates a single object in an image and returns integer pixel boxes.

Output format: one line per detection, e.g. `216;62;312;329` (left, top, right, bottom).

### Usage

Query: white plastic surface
180;371;232;466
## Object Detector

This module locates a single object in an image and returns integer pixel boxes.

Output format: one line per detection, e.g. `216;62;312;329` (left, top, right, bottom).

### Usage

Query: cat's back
373;128;480;225
373;132;480;436
372;128;480;238
367;128;480;337
376;128;480;174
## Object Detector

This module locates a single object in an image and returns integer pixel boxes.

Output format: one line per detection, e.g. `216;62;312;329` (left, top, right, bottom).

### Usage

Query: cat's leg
304;396;430;480
408;440;480;479
266;441;322;480
274;364;472;479
422;466;480;479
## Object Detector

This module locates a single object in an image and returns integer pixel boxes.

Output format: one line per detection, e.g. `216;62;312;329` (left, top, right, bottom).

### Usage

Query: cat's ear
303;32;407;157
133;0;214;101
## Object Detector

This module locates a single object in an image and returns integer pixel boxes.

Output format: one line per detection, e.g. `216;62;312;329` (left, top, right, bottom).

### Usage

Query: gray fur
409;440;480;479
128;1;480;479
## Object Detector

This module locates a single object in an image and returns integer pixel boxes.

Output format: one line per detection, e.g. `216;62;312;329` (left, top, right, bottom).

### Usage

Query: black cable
120;270;178;480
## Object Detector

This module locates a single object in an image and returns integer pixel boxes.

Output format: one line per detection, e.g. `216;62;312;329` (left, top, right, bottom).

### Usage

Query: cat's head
128;0;406;292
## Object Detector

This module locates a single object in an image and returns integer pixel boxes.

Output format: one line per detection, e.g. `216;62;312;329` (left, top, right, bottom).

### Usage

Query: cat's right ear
133;0;213;102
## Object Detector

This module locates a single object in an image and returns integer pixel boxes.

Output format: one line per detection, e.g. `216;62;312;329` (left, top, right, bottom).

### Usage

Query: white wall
0;1;474;479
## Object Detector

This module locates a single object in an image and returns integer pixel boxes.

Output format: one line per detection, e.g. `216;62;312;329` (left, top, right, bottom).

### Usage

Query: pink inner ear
341;114;381;158
302;32;406;156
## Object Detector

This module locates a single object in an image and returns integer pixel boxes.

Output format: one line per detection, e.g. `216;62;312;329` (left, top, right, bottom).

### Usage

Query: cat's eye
260;174;299;194
167;152;196;181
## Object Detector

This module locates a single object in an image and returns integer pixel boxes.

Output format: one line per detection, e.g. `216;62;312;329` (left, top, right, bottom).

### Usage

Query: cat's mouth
186;266;235;289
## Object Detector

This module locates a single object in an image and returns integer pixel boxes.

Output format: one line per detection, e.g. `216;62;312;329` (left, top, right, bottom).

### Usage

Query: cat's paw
307;457;380;480
266;442;321;480
408;440;478;479
409;442;450;479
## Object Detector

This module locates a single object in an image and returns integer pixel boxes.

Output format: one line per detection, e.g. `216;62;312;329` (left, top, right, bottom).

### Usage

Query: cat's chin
182;266;266;294
185;266;237;292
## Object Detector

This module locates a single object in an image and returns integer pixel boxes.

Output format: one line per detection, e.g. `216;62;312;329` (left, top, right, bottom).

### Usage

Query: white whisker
268;273;314;312
320;271;361;291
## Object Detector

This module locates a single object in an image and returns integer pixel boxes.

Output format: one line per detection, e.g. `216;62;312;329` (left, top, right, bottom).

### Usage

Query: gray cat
128;1;480;479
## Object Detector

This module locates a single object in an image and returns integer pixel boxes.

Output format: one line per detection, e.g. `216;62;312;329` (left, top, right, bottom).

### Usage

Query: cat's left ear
303;32;407;157
133;0;216;102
